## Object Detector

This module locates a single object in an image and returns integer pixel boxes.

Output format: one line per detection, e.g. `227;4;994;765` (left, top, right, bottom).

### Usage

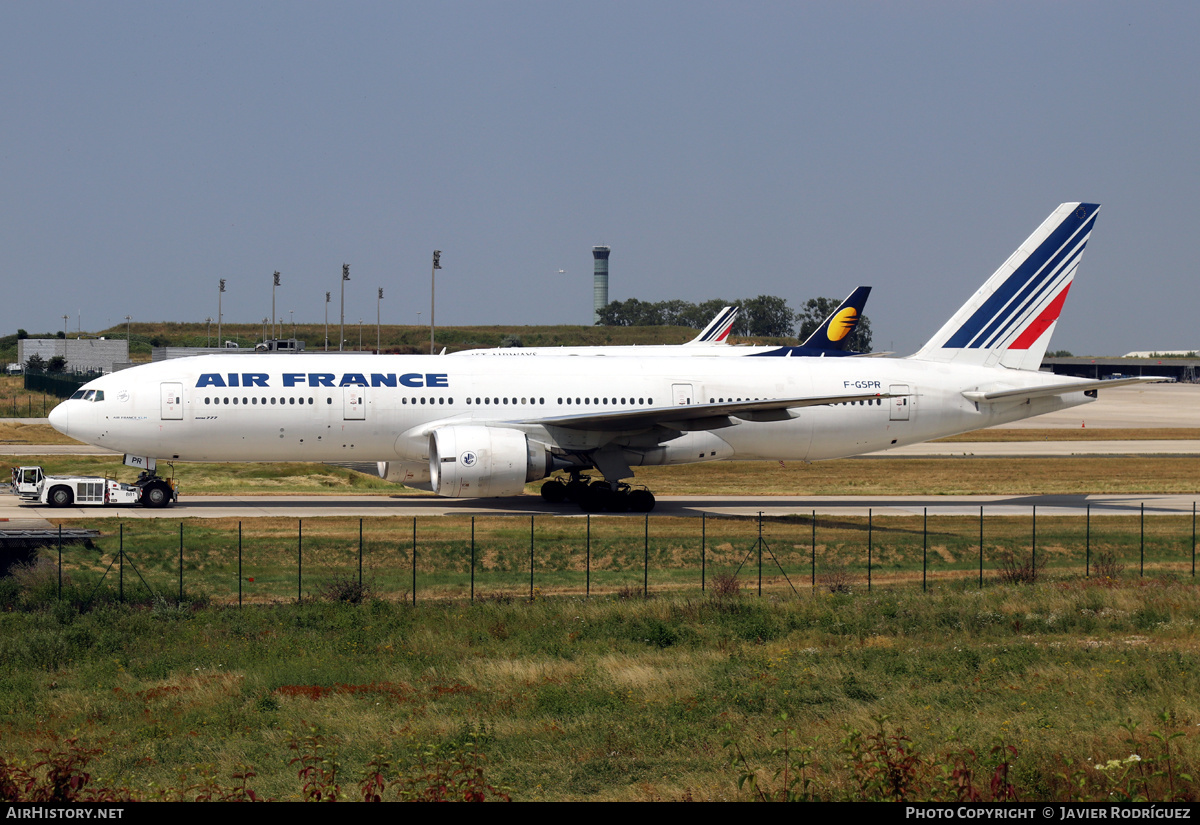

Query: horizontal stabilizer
962;376;1157;404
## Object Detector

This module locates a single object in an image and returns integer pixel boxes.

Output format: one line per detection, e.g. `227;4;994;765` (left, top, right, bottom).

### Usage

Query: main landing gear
540;474;656;513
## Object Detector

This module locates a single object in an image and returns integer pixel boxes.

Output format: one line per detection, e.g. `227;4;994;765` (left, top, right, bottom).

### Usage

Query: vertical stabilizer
913;203;1099;371
684;306;739;345
800;286;872;350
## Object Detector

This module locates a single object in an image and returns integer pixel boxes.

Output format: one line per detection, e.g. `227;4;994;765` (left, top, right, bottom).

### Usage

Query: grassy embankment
1;568;1198;801
6;447;1200;497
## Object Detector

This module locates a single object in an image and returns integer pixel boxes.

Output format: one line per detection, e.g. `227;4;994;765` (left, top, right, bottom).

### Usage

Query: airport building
17;338;130;374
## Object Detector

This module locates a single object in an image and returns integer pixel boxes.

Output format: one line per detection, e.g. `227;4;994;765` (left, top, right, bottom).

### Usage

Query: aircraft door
160;383;184;420
889;384;911;421
343;386;366;420
671;383;694;405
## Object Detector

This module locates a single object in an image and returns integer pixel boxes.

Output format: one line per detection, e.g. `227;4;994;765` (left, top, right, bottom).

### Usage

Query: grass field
28;512;1199;606
0;376;60;419
7;450;1200;498
1;567;1199;801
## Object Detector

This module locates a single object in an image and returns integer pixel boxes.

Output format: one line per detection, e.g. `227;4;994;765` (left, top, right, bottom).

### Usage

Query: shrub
318;575;372;605
996;550;1045;585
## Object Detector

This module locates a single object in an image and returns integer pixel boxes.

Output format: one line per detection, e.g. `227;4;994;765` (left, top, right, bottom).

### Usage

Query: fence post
297;519;303;603
178;522;184;603
58;524;62;601
867;508;872;593
643;514;649;600
529;515;535;601
1193;501;1196;579
1140;502;1145;577
757;511;763;598
922;508;927;593
1086;503;1091;578
358;519;363;589
1032;505;1036;577
811;510;816;592
586;514;591;598
119;523;124;603
411;517;417;606
978;505;984;589
470;516;475;603
701;513;706;593
238;521;243;608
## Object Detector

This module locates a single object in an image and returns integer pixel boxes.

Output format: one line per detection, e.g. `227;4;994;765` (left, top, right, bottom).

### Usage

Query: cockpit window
83;390;96;401
93;390;104;402
70;391;86;400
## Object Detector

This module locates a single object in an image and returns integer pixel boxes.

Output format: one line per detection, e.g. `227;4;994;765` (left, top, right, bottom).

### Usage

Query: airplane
451;286;872;358
48;202;1148;513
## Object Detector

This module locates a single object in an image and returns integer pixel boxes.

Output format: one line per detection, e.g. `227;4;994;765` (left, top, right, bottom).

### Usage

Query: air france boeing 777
48;203;1143;512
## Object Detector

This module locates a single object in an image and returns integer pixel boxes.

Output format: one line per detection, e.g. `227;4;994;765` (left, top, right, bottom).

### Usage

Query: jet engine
375;460;433;490
429;426;554;498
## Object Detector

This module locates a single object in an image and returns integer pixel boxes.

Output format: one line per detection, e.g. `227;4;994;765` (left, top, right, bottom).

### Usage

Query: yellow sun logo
827;308;859;341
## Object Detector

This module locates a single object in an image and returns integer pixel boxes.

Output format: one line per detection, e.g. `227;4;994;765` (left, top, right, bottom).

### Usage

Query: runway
4;491;1197;521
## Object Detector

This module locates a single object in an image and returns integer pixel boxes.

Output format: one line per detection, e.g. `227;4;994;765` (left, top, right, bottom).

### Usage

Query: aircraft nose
48;402;70;437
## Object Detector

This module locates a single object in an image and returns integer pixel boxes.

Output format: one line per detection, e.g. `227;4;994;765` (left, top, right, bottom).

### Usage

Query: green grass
9;452;1200;497
32;512;1200;606
2;574;1199;800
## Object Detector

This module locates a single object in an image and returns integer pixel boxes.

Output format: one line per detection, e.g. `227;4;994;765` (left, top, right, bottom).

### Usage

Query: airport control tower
592;245;610;323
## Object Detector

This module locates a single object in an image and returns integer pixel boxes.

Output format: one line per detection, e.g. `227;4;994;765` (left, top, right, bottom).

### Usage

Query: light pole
124;315;131;347
324;292;330;351
272;271;280;341
290;310;294;342
62;315;68;338
205;317;212;348
430;250;441;354
376;288;383;354
262;318;268;345
339;264;349;352
218;279;226;346
358;318;362;351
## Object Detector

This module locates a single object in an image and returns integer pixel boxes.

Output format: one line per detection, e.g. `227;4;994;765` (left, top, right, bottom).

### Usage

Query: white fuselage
49;352;1090;471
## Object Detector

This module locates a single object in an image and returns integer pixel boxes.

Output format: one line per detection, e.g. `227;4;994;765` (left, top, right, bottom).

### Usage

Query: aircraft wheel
628;489;655;512
142;481;171;508
580;483;611;513
565;478;590;502
540;479;567;503
606;490;631;512
49;486;73;508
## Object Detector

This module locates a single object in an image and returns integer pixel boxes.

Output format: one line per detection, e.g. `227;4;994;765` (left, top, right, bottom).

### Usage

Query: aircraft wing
516;390;900;432
961;376;1158;403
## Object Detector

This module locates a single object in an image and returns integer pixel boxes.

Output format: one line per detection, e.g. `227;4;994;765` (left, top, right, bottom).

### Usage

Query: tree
46;355;68;373
795;297;873;353
739;295;796;338
678;298;732;331
24;353;45;373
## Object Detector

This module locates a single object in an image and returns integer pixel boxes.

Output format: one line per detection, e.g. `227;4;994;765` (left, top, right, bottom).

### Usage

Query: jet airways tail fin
684;306;738;345
799;286;872;351
913;203;1099;371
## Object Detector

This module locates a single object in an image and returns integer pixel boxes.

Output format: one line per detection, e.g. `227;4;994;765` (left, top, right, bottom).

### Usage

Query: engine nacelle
376;460;433;491
429;426;552;498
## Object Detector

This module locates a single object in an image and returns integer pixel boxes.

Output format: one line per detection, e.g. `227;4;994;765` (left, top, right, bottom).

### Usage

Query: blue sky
3;2;1196;355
